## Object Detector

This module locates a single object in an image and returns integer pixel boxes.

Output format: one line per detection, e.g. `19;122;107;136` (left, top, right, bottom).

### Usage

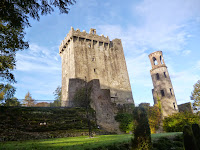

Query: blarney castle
59;27;192;132
59;27;134;132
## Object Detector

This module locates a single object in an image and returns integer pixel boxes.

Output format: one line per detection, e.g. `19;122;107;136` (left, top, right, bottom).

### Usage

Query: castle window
99;42;103;47
104;43;108;49
170;88;173;95
153;57;158;65
94;69;96;73
93;40;97;46
164;72;167;78
173;102;176;109
160;55;163;64
156;73;160;80
161;90;165;97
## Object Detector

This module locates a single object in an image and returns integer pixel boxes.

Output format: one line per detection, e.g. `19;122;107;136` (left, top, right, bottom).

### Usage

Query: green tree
191;80;200;111
148;104;161;133
132;106;152;150
50;86;61;107
163;112;200;132
0;0;76;84
23;91;35;107
115;113;134;133
4;97;20;106
0;83;16;105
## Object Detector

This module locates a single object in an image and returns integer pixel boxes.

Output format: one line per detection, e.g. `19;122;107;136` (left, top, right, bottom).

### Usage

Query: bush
183;125;198;150
148;104;161;133
192;124;200;149
152;135;184;150
115;113;133;133
163;112;200;132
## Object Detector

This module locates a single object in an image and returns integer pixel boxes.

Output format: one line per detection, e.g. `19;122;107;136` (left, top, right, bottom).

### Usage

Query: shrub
115;113;133;133
132;106;152;150
183;125;198;150
163;112;200;132
148;104;161;133
152;135;184;150
192;124;200;149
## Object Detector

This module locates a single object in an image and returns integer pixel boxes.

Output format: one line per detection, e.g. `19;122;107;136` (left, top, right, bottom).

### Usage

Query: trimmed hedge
0;106;99;141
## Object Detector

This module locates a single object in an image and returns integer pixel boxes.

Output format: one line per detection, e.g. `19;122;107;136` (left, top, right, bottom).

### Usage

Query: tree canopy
0;0;76;83
50;86;61;107
0;83;16;105
191;80;200;111
23;91;35;107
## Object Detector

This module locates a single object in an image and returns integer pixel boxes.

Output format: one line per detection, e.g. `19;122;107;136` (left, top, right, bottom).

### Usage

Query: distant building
178;102;193;113
149;51;178;117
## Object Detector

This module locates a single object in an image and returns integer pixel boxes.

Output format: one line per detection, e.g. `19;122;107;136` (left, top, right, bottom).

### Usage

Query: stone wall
67;78;120;133
178;102;193;113
59;27;134;106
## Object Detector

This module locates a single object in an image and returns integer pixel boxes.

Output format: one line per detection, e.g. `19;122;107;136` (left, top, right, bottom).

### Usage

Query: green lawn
0;132;182;150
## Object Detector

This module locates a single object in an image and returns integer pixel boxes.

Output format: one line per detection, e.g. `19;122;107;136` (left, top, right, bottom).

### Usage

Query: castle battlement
59;27;110;54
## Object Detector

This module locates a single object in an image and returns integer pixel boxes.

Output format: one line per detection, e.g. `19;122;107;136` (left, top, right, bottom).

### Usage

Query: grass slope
0;133;182;150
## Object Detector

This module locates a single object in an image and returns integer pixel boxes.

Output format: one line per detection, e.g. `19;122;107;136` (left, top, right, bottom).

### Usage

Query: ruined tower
149;51;178;117
59;27;134;107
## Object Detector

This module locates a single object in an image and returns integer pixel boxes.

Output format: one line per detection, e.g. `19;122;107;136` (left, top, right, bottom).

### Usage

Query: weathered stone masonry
149;51;178;117
59;27;134;107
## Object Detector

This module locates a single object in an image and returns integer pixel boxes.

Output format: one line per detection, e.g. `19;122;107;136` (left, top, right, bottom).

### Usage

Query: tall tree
50;86;61;107
0;83;16;105
23;91;35;107
191;80;200;111
0;0;76;83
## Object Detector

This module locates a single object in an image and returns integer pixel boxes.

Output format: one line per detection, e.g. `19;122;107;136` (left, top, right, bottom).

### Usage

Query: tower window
164;72;167;78
160;55;163;64
156;73;160;80
173;102;176;109
170;88;173;95
153;57;158;65
161;90;165;97
94;69;96;73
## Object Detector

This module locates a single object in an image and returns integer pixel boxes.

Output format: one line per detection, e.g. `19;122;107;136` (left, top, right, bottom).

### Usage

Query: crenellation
59;28;111;54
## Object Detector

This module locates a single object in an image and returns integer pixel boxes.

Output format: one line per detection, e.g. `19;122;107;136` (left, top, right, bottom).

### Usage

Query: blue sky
14;0;200;105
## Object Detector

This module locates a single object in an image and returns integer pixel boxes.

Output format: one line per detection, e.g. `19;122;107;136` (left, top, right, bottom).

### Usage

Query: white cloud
15;43;61;100
16;43;61;72
182;50;191;56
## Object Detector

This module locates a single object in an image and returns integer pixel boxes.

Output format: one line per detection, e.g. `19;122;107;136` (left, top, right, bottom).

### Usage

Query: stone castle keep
149;51;179;117
59;27;134;107
59;27;134;132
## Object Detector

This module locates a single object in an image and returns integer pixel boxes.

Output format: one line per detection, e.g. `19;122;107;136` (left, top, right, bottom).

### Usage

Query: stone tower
59;27;134;107
148;51;178;117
